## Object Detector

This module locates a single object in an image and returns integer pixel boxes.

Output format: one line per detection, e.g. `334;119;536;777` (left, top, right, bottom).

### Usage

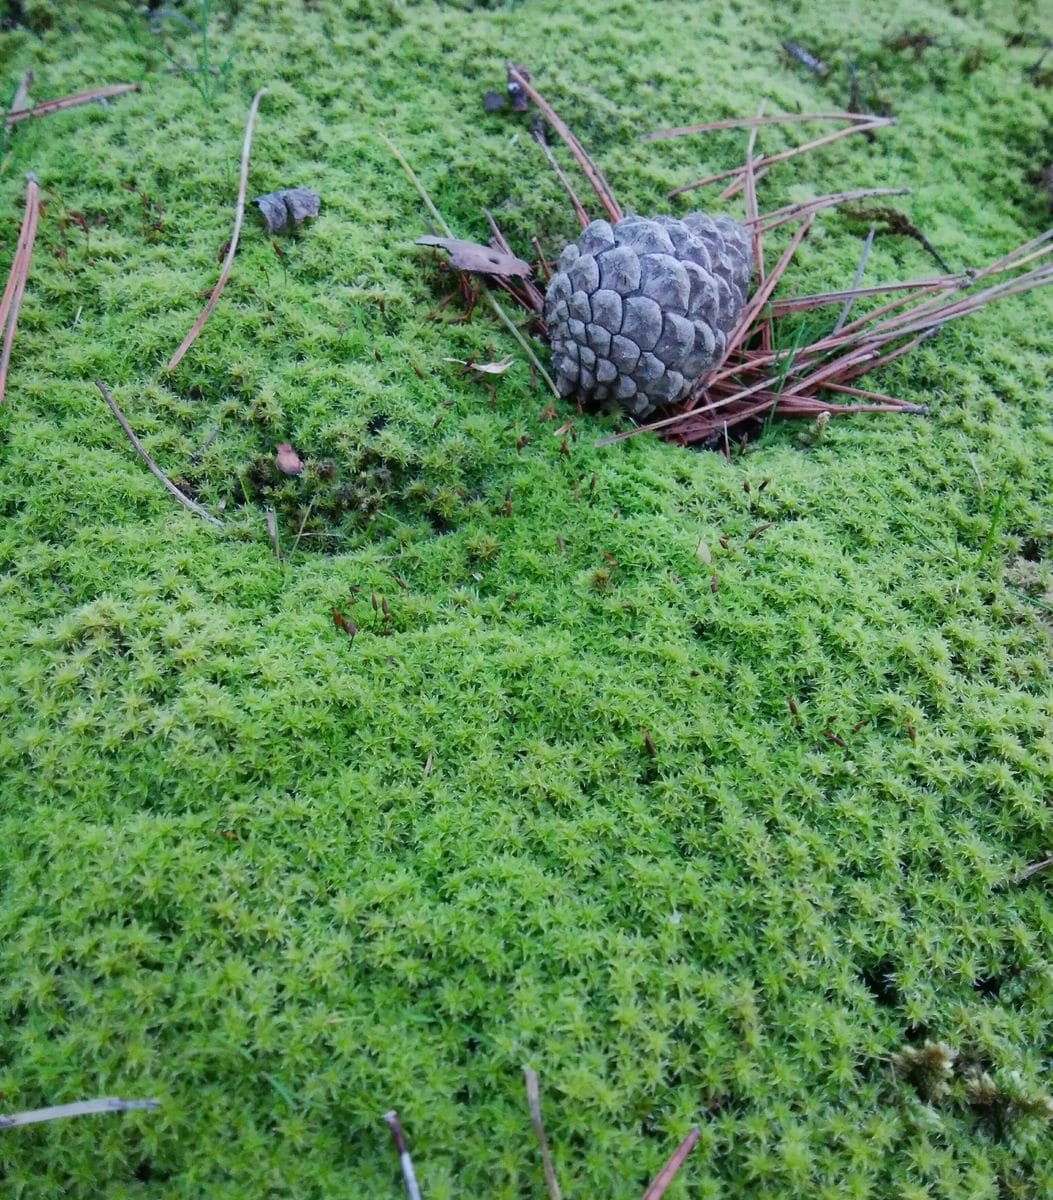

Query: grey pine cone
544;213;752;417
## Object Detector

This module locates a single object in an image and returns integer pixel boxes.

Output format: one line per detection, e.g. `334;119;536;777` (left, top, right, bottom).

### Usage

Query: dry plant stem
506;64;623;223
523;1069;562;1200
669;119;893;197
743;103;768;355
382;1110;423;1200
0;1097;159;1129
751;187;911;232
5;83;140;129
834;225;876;332
166;87;268;371
770;275;964;314
380;132;559;397
639;1126;700;1200
483;209;546;312
719;165;769;201
95;381;224;527
530;127;590;230
9;71;33;116
1010;856;1053;885
0;173;40;406
643;110;884;141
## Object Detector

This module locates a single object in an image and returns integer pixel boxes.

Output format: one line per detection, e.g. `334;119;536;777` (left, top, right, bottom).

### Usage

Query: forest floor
1;1;1052;1197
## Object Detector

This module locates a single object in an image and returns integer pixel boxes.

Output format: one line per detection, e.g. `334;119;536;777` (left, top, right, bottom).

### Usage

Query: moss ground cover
1;1;1052;1195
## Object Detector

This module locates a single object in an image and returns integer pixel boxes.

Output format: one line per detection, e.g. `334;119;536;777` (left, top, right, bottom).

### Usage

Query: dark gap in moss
859;957;901;1008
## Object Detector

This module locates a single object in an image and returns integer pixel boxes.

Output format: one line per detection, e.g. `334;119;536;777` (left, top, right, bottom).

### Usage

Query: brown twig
0;173;41;406
524;1068;562;1200
669;118;893;197
639;1126;700;1200
643;110;884;141
1;1097;159;1129
5;83;140;130
95;380;223;526
166;87;268;371
506;64;623;223
382;1110;423;1200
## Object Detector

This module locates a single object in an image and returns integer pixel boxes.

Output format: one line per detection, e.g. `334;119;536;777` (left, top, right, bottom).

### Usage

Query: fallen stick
524;1068;562;1200
0;172;41;406
166;87;268;371
382;1110;423;1200
5;83;140;130
639;1126;700;1200
95;380;223;526
1;1097;159;1129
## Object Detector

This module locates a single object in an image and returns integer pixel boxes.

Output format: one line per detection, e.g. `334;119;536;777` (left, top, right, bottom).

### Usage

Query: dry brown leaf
416;236;532;278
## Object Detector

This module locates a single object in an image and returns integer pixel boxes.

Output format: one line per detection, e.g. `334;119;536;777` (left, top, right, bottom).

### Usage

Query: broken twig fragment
253;187;320;233
382;1110;423;1200
95;381;223;526
166;87;268;371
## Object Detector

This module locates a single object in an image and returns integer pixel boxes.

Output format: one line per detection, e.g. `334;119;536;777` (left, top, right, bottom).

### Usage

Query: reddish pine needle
0;173;41;406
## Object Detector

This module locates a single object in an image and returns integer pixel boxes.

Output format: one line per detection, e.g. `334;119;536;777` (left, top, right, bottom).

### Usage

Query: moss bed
1;1;1052;1196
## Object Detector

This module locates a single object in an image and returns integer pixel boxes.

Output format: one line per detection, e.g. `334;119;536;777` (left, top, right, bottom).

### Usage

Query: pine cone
544;213;752;417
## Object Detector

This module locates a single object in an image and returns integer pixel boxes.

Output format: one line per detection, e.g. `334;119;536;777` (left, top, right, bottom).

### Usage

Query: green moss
1;1;1052;1197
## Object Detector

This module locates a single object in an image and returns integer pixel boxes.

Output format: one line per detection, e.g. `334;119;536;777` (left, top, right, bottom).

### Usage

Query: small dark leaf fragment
483;90;506;112
253;187;321;234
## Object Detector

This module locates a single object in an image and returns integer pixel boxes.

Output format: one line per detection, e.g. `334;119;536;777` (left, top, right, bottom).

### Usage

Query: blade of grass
0;1097;159;1129
833;225;876;332
530;126;590;230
